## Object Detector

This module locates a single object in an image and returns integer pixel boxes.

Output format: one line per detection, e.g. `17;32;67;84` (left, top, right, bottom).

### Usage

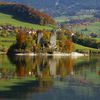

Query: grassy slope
74;43;100;52
72;22;100;35
55;15;100;35
0;12;53;49
0;12;53;30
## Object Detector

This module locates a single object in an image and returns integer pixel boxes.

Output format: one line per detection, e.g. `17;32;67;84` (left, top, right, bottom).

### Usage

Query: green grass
0;12;53;30
0;37;16;49
70;15;93;20
55;15;93;23
55;16;69;23
0;37;16;41
94;38;100;42
72;22;100;35
74;43;100;53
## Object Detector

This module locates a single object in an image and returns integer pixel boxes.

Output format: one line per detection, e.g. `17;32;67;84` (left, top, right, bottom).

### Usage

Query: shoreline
15;52;88;57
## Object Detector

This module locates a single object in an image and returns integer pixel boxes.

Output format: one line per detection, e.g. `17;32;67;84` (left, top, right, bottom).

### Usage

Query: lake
0;55;100;100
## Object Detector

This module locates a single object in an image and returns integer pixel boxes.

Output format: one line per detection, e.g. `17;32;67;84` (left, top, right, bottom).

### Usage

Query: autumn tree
25;35;36;52
16;30;27;49
65;40;73;53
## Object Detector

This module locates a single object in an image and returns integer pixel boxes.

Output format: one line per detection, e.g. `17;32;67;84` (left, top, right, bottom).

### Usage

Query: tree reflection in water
0;55;99;99
7;55;74;80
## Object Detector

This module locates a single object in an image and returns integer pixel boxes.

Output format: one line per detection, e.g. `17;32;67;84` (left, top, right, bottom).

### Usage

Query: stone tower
50;30;57;49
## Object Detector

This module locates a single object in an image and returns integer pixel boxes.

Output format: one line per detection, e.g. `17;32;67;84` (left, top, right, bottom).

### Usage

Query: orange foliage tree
16;30;27;49
65;40;73;53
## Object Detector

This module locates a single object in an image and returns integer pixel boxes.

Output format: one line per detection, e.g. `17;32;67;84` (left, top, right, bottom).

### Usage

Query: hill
0;2;55;25
0;0;100;17
0;12;53;30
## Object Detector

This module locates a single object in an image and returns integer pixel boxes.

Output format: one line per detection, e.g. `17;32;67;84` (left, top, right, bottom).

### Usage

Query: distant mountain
0;2;55;25
0;0;100;17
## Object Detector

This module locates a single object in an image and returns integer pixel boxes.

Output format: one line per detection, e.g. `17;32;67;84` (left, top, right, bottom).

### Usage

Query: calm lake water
0;55;100;100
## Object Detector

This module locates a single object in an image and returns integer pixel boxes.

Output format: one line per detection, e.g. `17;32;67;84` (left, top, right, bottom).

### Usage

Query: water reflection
7;55;74;80
0;55;100;100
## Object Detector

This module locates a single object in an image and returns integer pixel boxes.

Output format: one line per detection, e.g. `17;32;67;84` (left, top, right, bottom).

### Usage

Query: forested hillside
0;2;55;25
